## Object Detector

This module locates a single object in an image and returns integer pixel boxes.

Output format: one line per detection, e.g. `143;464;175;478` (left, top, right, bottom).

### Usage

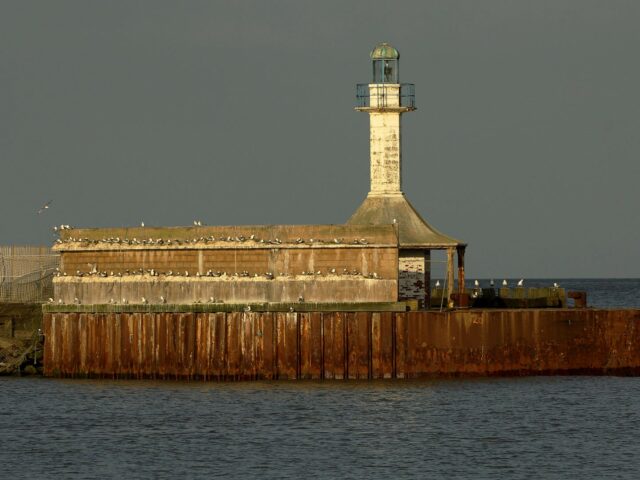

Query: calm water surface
1;376;640;479
2;279;639;478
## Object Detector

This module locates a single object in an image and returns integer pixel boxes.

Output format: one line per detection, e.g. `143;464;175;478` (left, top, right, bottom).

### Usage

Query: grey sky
1;0;639;278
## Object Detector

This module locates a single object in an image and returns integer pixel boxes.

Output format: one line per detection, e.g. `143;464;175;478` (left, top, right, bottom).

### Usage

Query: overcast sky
1;1;639;278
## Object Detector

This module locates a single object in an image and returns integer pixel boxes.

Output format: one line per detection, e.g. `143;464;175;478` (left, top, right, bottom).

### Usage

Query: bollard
567;291;587;308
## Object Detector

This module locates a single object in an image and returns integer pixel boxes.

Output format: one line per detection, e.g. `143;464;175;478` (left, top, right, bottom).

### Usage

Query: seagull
435;280;440;288
160;296;166;304
289;306;295;312
74;297;80;304
298;295;304;303
58;299;63;304
141;297;147;304
47;298;54;303
193;220;202;226
141;222;145;227
244;305;251;312
502;280;508;286
37;200;52;215
392;218;397;224
474;280;480;287
517;279;524;287
553;282;560;288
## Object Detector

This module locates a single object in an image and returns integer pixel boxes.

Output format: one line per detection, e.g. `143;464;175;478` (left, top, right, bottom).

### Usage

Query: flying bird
37;200;52;215
502;280;508;286
474;280;480;287
435;280;440;288
517;279;524;287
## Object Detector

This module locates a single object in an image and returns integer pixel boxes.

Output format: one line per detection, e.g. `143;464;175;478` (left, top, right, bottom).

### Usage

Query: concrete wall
58;246;398;279
43;308;640;379
54;277;398;305
53;224;399;305
0;303;42;340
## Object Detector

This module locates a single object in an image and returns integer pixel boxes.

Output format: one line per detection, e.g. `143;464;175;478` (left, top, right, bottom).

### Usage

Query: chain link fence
0;246;60;303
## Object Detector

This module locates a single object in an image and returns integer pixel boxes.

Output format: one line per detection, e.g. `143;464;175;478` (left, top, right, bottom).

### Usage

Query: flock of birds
48;294;310;307
434;279;560;289
55;266;381;280
54;232;371;247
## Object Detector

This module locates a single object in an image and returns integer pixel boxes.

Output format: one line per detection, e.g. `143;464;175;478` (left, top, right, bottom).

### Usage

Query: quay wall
42;309;640;379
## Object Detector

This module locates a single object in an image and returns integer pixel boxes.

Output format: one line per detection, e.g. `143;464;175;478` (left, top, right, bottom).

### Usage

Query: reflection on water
1;376;639;479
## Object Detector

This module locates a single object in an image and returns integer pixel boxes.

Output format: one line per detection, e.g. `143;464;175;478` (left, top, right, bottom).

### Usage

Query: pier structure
349;43;466;309
37;43;640;382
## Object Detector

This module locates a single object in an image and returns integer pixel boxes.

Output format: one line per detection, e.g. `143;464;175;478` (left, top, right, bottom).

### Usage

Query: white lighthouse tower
358;43;414;195
348;43;467;308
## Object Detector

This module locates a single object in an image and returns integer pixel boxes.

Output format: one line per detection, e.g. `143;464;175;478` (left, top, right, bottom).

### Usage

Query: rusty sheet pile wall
43;309;640;379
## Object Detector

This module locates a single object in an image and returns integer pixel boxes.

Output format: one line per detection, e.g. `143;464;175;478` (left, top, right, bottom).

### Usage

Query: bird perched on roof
37;200;52;215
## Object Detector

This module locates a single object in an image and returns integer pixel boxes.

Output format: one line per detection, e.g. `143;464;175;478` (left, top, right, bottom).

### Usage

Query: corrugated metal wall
43;309;640;379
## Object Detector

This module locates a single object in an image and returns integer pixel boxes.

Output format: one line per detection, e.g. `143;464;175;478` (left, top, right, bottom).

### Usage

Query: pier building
51;43;465;309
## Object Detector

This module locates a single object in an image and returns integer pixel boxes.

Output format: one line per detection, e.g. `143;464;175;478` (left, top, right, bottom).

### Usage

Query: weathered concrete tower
360;43;414;195
349;43;466;308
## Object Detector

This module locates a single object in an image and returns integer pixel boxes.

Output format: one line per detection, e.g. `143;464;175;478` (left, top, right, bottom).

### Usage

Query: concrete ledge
42;302;408;313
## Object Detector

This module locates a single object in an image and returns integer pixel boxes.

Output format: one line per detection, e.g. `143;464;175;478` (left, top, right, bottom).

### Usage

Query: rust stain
42;309;640;380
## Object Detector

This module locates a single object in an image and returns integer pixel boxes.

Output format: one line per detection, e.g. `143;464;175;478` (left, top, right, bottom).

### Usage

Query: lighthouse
356;42;415;195
348;43;467;308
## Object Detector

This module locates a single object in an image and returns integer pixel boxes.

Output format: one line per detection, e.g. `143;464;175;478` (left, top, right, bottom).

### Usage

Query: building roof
53;224;399;251
347;195;465;249
370;43;399;60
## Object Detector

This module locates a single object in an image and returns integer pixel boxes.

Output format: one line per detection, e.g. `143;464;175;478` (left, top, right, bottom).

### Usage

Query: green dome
370;43;399;60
